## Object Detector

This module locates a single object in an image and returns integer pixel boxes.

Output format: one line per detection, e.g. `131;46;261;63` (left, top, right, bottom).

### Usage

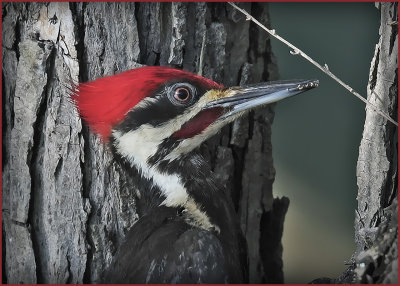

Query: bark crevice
27;44;57;284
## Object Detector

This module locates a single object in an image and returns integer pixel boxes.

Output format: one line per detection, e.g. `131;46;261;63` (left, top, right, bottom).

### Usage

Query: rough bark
352;2;398;284
2;2;285;284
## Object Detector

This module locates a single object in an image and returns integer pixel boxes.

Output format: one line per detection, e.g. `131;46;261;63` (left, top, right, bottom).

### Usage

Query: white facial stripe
134;96;159;109
113;129;188;207
113;127;219;231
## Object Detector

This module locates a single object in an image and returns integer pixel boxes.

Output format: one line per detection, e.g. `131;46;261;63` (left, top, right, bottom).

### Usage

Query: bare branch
228;2;398;127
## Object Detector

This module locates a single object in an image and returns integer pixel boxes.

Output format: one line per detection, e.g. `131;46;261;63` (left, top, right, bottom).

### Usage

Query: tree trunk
2;2;285;283
352;2;398;284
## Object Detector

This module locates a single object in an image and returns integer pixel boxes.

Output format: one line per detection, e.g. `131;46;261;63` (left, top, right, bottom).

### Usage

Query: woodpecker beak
205;79;319;120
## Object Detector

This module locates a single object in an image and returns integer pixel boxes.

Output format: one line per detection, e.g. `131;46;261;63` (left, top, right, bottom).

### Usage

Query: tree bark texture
352;2;398;284
2;2;285;284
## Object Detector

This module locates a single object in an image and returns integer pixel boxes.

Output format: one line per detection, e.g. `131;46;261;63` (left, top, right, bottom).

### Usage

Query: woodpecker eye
174;87;190;102
167;83;196;106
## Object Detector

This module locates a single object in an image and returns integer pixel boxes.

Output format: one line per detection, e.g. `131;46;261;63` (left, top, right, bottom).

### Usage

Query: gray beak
206;79;319;119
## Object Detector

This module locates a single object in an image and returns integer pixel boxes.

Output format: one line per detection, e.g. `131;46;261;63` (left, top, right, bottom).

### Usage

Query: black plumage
104;151;248;283
104;207;228;283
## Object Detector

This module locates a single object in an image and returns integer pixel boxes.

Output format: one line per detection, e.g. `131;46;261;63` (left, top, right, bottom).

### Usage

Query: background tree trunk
352;2;398;284
2;2;285;283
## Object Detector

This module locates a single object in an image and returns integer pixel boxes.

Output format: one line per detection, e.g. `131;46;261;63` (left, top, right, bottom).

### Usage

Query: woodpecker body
72;66;317;283
104;151;246;283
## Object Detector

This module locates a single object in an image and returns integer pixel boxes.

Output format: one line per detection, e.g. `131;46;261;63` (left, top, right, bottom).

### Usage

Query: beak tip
291;79;319;91
310;79;319;88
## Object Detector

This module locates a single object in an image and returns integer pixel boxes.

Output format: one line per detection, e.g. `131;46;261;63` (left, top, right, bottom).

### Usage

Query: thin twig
228;2;398;127
198;30;207;77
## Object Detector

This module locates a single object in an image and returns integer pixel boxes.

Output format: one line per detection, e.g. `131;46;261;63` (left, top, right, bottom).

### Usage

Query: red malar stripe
172;107;224;139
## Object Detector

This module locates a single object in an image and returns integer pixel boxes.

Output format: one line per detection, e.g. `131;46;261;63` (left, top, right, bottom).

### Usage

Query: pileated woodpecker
72;66;318;283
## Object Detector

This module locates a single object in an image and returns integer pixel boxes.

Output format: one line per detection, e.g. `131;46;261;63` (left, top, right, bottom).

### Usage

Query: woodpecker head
73;66;318;168
72;66;318;220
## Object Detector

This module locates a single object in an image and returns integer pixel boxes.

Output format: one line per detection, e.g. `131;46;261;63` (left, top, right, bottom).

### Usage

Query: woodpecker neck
110;133;246;282
110;133;242;234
